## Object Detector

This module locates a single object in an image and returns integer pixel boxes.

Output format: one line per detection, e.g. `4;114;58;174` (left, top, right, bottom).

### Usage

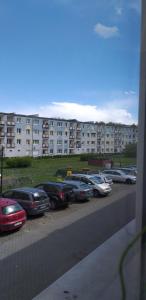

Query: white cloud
115;7;123;15
22;101;137;125
94;23;119;39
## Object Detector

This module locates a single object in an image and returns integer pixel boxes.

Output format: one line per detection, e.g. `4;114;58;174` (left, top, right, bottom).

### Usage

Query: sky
0;0;141;124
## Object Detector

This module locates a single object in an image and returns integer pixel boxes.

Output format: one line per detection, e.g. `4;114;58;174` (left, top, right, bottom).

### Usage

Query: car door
12;191;31;212
112;171;124;182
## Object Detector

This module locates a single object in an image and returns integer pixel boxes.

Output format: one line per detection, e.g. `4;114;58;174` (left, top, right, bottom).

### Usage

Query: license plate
14;221;22;227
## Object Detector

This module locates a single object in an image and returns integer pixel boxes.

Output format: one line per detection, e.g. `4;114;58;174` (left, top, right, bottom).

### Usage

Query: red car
0;198;26;232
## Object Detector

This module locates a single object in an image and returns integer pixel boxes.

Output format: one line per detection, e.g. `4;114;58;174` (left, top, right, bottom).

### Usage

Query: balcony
7;143;15;148
7;132;15;137
69;127;75;130
69;144;74;148
42;134;49;138
0;121;4;126
76;127;81;131
7;121;15;126
0;132;5;137
42;124;49;129
42;144;48;148
69;136;75;139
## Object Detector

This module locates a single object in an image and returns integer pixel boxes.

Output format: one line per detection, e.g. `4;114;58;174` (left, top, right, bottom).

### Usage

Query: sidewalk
33;220;140;300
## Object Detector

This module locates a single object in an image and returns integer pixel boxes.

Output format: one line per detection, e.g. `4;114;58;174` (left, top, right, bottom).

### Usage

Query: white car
101;169;136;184
65;174;112;197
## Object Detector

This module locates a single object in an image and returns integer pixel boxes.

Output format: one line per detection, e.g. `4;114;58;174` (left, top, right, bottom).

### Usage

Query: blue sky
0;0;141;124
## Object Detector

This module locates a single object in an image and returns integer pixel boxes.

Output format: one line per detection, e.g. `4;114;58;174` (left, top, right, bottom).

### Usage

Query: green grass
2;155;136;191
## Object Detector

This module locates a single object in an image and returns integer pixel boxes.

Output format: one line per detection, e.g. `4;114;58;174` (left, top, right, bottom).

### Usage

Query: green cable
119;226;146;300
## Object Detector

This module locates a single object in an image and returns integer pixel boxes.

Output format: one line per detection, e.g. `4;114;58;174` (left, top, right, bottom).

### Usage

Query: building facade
0;113;138;157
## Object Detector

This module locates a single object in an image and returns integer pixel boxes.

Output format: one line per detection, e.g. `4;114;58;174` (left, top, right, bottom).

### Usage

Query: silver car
101;169;136;184
65;174;112;197
63;180;93;202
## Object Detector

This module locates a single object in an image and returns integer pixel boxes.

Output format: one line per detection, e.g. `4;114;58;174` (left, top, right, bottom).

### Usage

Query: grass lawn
2;155;136;191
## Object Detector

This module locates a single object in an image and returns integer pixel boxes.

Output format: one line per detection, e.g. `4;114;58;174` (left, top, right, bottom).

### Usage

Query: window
50;140;54;144
57;122;62;127
50;149;54;154
33;140;39;144
2;204;22;215
26;139;30;145
64;140;68;144
57;140;62;145
50;131;54;136
26;129;30;134
50;121;54;126
13;192;30;201
57;149;62;153
17;139;21;144
17;128;21;134
33;119;39;125
33;129;39;134
57;131;62;136
17;117;21;123
26;118;31;124
65;132;68;136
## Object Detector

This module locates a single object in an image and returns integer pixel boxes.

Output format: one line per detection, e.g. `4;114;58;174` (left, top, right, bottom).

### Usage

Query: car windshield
2;204;22;215
90;176;105;184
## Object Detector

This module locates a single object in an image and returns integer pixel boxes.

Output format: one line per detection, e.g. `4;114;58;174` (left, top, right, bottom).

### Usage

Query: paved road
0;189;135;300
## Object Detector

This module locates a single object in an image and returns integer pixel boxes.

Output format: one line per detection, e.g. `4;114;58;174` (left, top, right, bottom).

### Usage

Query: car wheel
126;179;132;184
93;189;100;197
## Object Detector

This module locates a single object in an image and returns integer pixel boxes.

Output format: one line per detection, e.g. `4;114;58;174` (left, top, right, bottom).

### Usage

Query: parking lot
0;183;136;257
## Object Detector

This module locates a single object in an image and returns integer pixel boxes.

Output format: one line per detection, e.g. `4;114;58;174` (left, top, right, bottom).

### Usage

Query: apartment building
0;112;137;157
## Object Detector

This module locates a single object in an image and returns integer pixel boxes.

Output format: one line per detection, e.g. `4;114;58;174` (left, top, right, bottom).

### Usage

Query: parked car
94;174;113;185
34;182;74;209
64;174;111;197
101;169;136;184
63;180;93;202
2;187;50;216
114;167;137;176
0;198;26;232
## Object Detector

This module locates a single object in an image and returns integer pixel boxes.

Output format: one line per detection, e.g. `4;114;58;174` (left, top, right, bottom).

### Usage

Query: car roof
0;198;17;207
69;174;94;178
37;181;70;187
11;187;46;193
63;180;88;185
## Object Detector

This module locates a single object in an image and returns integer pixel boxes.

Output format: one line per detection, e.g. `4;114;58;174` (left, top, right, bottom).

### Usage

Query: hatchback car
64;174;111;197
0;198;26;232
34;182;74;209
101;169;136;184
2;188;50;216
63;180;93;202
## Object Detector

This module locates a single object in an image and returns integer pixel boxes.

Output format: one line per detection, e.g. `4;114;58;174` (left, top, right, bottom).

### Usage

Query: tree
123;143;137;158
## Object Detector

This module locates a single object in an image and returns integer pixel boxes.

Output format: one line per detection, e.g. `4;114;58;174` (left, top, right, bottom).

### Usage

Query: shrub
6;157;32;168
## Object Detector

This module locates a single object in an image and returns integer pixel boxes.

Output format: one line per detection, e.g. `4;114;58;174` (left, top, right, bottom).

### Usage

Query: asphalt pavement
0;189;135;300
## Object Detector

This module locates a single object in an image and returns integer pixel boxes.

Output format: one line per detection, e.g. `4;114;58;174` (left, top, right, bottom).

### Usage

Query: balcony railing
42;144;48;148
42;124;49;128
69;136;75;139
0;132;5;137
0;121;4;126
42;134;49;138
7;133;15;137
7;143;15;148
7;121;15;125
